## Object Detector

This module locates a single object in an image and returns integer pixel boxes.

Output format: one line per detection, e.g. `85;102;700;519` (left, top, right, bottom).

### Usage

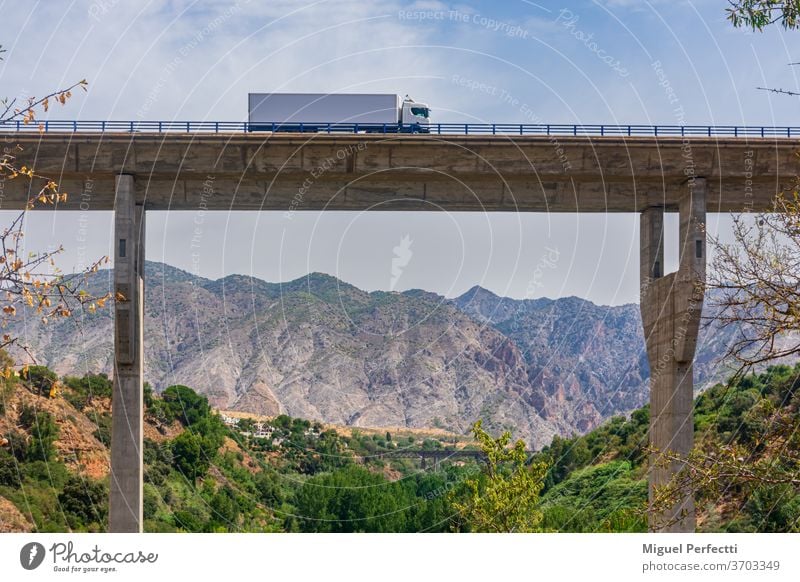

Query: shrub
161;385;211;426
63;374;113;411
20;366;58;397
171;420;224;481
58;476;108;530
0;450;21;487
19;406;58;462
91;413;112;447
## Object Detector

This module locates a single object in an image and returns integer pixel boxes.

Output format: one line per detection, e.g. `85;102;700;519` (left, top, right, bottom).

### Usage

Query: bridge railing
1;119;799;137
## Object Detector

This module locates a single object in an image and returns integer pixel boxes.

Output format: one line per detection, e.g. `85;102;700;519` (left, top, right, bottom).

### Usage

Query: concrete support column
641;178;706;533
110;174;145;533
640;206;664;291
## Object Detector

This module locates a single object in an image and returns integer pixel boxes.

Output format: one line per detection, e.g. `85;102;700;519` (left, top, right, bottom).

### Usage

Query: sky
1;0;798;305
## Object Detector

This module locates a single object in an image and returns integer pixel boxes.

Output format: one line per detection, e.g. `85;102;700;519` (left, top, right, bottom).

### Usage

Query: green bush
161;385;211;426
295;465;411;532
171;432;206;480
63;374;113;411
208;486;240;530
4;430;28;461
91;413;112;447
255;469;285;507
0;450;21;487
171;418;225;481
143;483;161;521
18;405;58;462
745;485;800;533
58;476;108;530
21;366;58;397
172;509;205;532
21;460;70;488
540;461;646;532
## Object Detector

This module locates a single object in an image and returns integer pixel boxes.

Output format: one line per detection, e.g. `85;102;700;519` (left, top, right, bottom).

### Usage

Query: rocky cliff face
454;287;649;434
11;262;741;447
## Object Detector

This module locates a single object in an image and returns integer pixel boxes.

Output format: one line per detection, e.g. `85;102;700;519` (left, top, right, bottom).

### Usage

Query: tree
716;3;800;349
171;432;206;480
708;192;800;377
62;373;113;410
161;385;211;426
18;405;58;462
653;7;800;531
0;44;109;374
255;469;285;507
58;476;108;530
650;365;800;531
208;486;240;530
170;416;225;481
294;465;410;532
450;421;547;533
727;2;800;95
727;1;800;31
0;449;21;486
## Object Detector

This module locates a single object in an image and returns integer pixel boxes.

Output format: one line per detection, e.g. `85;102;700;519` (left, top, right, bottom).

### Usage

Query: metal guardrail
0;120;798;137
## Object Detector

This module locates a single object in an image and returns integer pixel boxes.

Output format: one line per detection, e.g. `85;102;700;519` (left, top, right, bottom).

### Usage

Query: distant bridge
370;448;488;469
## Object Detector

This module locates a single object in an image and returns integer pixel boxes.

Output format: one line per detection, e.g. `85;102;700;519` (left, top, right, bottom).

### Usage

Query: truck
247;93;431;133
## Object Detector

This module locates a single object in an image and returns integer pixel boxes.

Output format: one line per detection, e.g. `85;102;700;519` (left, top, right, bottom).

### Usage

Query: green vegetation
62;373;112;411
727;0;800;31
689;364;800;532
540;461;646;532
451;420;547;532
0;364;483;532
18;405;59;462
58;475;107;531
535;363;800;532
20;366;58;398
151;384;211;426
1;360;797;532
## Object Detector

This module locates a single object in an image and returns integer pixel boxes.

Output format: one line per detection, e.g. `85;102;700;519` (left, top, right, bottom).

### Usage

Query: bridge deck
1;132;796;212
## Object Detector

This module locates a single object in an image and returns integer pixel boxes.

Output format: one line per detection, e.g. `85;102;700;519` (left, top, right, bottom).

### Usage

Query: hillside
1;363;797;532
7;262;743;447
535;363;800;532
0;369;483;532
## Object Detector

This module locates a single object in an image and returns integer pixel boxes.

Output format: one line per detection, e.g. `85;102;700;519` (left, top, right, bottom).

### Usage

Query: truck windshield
410;107;429;118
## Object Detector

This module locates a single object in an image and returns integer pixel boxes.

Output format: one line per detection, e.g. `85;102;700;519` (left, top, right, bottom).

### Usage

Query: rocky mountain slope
453;286;739;434
9;262;741;447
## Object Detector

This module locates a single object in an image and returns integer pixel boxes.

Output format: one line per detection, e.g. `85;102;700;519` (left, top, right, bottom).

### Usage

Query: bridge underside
4;132;796;533
0;133;795;212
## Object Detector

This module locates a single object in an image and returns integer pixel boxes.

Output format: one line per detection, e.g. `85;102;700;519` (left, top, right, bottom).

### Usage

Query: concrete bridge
372;449;488;470
2;128;798;533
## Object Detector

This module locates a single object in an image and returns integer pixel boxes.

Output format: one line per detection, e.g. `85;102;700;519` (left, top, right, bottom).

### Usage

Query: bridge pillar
640;178;706;533
109;174;145;533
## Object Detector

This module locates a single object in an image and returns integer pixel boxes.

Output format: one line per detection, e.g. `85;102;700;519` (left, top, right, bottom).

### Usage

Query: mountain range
10;261;742;447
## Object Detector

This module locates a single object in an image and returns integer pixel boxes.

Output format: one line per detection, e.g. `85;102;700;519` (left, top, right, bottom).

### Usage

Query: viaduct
1;126;797;533
371;449;488;471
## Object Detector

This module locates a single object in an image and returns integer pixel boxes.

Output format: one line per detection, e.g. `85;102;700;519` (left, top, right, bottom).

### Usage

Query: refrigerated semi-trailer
247;93;431;133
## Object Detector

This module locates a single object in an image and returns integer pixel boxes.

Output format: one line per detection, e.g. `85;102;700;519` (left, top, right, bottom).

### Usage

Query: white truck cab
401;96;432;132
